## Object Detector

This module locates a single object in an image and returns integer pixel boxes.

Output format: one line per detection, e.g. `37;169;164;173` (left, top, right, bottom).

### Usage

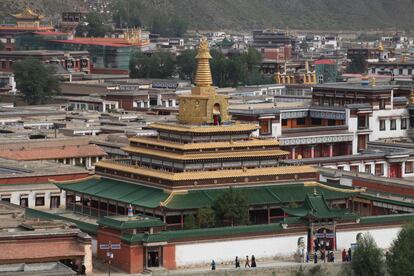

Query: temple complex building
0;8;53;51
33;40;414;274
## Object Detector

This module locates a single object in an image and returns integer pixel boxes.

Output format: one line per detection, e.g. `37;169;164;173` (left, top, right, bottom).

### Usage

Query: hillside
2;0;414;31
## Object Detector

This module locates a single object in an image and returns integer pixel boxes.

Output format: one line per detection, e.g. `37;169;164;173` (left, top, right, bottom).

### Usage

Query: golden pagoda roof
122;146;288;160
96;160;317;181
129;137;280;150
194;38;213;87
149;122;258;133
12;8;44;19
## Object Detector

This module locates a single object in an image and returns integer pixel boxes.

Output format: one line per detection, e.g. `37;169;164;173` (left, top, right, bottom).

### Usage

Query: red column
329;144;333;157
311;146;315;158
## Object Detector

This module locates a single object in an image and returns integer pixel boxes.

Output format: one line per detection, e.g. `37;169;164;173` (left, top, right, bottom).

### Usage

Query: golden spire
378;41;384;51
194;38;213;87
409;89;414;105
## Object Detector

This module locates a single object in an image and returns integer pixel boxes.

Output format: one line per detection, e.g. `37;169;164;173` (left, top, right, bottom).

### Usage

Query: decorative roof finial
378;41;384;51
409;88;414;105
194;37;213;87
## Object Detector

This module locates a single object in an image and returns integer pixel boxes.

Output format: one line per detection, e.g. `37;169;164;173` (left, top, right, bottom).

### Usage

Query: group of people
211;255;257;270
342;248;352;262
311;249;335;263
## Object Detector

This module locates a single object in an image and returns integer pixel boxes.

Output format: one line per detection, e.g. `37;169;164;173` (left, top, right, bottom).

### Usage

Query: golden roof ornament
194;38;213;87
378;41;384;51
409;89;414;105
12;7;44;19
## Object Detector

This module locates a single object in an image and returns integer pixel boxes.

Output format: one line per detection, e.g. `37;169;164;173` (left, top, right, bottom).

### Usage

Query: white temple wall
336;226;401;250
175;233;307;266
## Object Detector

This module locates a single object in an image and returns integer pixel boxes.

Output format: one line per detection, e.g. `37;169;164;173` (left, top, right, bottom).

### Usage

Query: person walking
235;256;240;268
245;255;250;268
348;248;352;262
342;249;346;262
211;260;216;270
251;255;256;267
314;252;318;264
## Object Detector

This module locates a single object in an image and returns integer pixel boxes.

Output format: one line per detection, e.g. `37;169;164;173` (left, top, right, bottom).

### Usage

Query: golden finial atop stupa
194;38;213;87
378;41;384;51
409;89;414;105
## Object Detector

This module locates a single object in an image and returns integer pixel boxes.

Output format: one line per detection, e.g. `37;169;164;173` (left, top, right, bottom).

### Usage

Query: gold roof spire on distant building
409;88;414;105
12;7;44;19
378;41;384;51
194;38;213;87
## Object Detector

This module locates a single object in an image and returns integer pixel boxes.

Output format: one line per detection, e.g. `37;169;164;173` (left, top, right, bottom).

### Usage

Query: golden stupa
178;38;230;125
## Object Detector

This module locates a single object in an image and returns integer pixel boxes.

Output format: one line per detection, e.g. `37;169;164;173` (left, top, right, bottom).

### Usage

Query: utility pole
106;241;113;276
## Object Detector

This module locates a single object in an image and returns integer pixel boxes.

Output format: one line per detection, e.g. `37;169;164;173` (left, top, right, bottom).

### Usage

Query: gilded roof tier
96;160;317;181
149;123;258;134
122;146;288;160
12;8;44;19
129;137;280;150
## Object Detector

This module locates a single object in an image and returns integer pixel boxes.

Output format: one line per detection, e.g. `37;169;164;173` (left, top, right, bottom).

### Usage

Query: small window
358;115;368;129
405;161;413;174
379;120;386;131
1;197;10;203
390;119;396;130
296;118;306;125
35;196;45;206
365;164;372;174
375;163;384;176
282;119;287;126
350;165;359;172
20;197;28;207
409;69;413;75
399;68;403;75
401;118;407;130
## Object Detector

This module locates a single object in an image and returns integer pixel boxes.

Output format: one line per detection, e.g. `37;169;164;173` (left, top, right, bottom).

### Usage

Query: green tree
169;17;188;37
113;0;142;28
176;49;196;82
196;207;215;228
13;58;61;105
213;188;249;226
351;233;384;276
387;223;414;276
184;214;197;229
347;55;366;74
129;51;175;79
77;12;110;37
151;16;188;37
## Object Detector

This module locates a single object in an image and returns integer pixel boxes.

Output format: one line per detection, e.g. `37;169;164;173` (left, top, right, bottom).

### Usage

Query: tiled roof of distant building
0;144;106;161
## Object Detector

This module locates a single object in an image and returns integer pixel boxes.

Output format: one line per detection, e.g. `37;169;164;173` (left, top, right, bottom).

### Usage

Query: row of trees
130;48;274;87
351;223;414;276
185;188;249;229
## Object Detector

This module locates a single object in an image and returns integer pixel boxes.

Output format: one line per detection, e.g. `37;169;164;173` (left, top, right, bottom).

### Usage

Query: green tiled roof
121;223;285;244
360;213;414;225
98;215;165;230
57;178;358;211
56;177;169;209
283;193;353;219
25;208;98;235
165;183;357;210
